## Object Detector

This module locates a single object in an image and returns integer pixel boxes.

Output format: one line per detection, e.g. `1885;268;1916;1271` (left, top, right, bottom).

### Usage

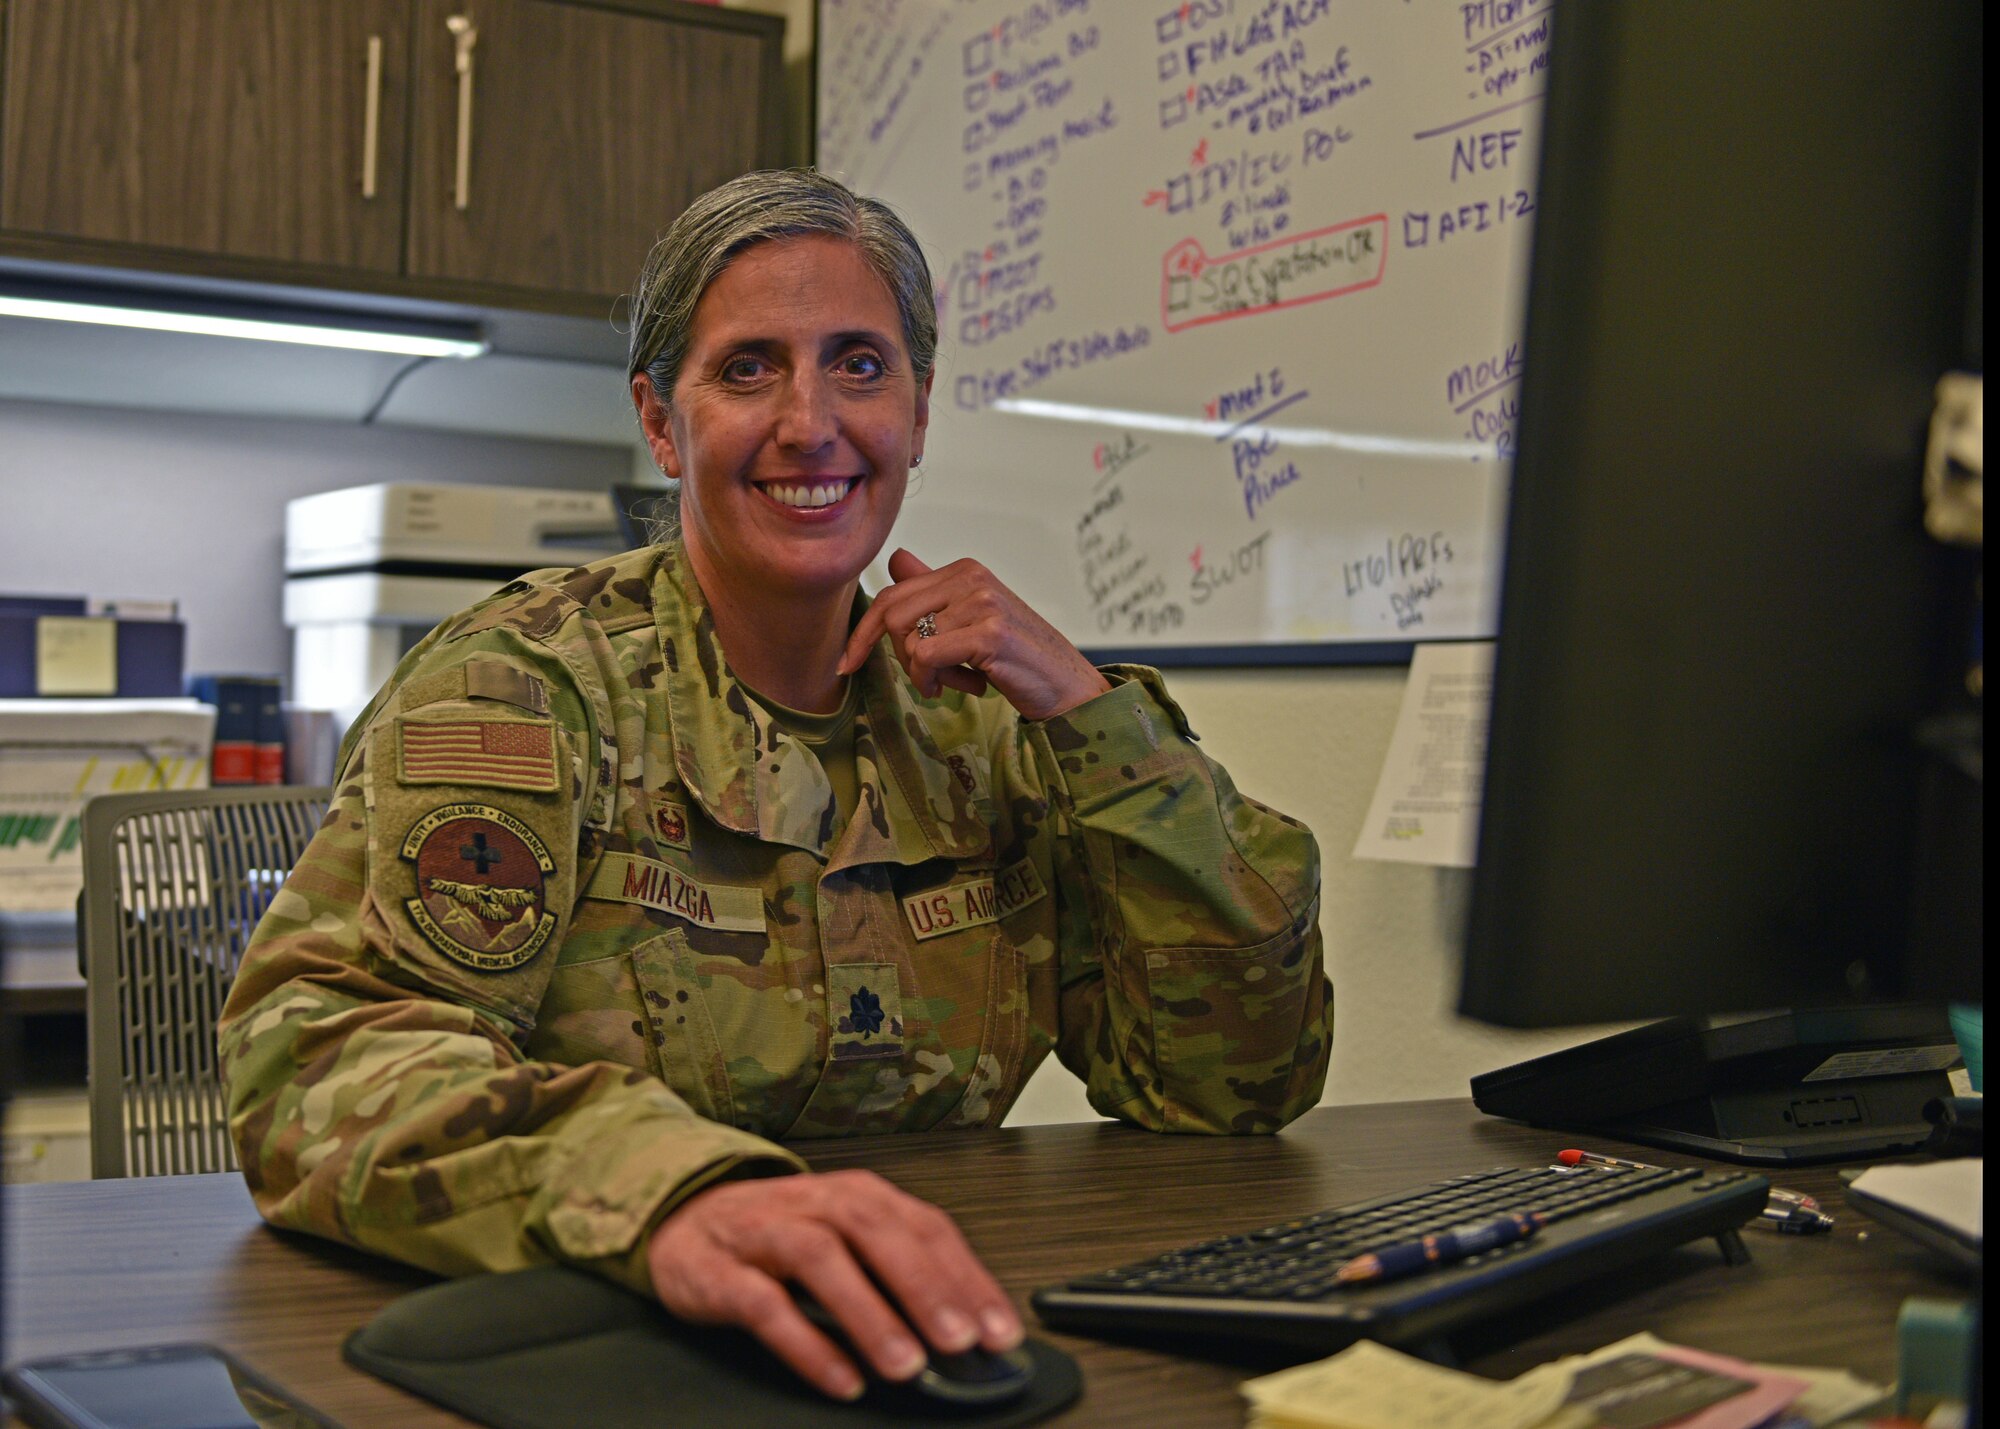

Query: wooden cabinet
2;0;410;273
407;0;774;298
0;0;785;315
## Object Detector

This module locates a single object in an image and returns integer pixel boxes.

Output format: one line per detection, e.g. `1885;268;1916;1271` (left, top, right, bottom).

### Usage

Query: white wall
0;397;632;681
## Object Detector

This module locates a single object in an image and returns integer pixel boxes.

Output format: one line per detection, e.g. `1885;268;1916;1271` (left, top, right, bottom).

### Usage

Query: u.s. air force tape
902;859;1048;941
583;852;764;932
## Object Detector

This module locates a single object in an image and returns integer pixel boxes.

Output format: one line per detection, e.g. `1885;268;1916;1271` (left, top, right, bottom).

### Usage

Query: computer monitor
1461;1;1983;1029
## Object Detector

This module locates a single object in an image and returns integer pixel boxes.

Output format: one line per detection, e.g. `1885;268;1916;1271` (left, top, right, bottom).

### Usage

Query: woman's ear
910;368;934;467
631;373;683;480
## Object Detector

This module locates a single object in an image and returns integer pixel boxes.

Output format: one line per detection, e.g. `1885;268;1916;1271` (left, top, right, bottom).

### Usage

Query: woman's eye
722;356;767;382
841;352;885;379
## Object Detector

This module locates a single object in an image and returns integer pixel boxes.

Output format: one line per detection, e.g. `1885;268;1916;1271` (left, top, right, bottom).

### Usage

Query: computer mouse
793;1293;1037;1408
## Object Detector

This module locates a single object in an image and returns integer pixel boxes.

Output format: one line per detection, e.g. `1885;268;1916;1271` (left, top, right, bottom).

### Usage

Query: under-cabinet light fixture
0;284;489;359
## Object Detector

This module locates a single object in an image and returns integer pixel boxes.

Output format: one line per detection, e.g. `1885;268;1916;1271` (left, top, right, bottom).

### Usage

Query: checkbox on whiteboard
963;124;982;151
1167;175;1192;214
955;376;980;411
1158;52;1181;81
963;35;992;75
1160;95;1188;128
965;82;989;112
1167;275;1192;312
960;315;984;344
963;163;983;191
959;273;983;310
1156;11;1183;42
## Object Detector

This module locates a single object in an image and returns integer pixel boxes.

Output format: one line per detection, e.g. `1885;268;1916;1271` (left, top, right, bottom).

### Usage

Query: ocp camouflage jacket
219;541;1333;1292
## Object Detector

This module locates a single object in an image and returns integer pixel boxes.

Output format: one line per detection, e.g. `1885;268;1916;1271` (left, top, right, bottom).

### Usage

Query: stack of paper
1243;1333;1887;1429
0;697;214;911
1243;1340;1582;1429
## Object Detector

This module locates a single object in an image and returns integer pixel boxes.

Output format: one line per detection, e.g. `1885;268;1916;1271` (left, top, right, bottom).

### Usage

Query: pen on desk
1759;1187;1834;1234
1767;1186;1822;1213
1555;1149;1656;1171
1333;1212;1546;1286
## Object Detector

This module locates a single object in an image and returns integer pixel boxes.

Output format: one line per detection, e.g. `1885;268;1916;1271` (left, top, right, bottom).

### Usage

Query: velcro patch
942;743;985;798
400;804;557;972
650;799;691;849
902;858;1049;941
399;718;559;793
465;659;550;714
829;963;903;1062
583;852;763;933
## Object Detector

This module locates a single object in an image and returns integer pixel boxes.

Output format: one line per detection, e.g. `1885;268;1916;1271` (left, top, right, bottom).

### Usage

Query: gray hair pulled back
627;169;938;408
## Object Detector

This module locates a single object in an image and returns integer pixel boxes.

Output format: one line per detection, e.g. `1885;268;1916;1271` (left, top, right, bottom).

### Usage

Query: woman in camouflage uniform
220;169;1333;1401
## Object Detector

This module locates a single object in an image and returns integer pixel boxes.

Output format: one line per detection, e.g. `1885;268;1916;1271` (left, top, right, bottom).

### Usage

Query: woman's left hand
838;549;1112;721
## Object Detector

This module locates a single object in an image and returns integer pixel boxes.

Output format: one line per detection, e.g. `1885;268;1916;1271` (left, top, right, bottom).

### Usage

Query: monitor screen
1461;1;1983;1026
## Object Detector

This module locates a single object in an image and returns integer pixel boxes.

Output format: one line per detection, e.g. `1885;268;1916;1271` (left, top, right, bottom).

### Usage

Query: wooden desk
4;1100;1966;1426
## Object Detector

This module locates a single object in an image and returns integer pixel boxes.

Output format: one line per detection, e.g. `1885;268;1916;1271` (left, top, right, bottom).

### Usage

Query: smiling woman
219;169;1334;1406
632;235;930;712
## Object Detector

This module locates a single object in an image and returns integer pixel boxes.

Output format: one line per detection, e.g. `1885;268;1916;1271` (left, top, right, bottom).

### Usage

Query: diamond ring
915;612;939;640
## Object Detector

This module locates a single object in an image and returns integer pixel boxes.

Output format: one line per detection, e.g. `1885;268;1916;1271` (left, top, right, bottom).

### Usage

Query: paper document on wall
1353;642;1494;867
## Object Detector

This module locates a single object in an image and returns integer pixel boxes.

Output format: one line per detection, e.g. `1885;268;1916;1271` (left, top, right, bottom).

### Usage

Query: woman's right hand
645;1169;1024;1400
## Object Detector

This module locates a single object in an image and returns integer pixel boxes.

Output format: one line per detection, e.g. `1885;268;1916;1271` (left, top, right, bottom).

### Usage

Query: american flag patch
398;719;560;793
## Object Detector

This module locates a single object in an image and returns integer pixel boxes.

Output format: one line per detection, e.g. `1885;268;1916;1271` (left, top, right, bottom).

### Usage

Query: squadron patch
400;804;557;971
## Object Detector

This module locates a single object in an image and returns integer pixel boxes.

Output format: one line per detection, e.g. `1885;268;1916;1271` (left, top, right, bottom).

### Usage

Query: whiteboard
817;0;1550;660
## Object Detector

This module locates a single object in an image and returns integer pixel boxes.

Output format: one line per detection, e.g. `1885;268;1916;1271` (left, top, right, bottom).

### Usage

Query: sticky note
36;616;117;696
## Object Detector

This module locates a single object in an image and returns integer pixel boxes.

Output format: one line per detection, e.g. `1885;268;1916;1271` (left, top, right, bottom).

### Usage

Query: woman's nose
775;372;837;452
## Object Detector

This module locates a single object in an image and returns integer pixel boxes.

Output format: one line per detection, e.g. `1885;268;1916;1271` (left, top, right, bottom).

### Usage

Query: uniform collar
652;542;989;864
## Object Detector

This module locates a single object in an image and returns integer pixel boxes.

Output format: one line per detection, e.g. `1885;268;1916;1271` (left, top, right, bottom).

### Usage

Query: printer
284;483;622;734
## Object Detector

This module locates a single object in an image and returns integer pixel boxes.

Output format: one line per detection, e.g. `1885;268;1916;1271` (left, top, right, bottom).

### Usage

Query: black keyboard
1032;1164;1769;1354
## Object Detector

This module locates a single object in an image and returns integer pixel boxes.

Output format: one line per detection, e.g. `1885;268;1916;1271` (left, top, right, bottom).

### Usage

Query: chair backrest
79;786;330;1178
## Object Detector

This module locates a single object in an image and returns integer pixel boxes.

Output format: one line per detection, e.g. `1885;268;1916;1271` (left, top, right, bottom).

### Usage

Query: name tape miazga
584;852;765;932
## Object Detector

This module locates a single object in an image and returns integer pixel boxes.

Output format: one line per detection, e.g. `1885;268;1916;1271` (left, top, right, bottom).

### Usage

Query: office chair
78;786;330;1178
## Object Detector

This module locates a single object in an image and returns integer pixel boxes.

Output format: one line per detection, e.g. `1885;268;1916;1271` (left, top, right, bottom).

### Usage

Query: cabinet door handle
361;34;384;199
447;14;479;212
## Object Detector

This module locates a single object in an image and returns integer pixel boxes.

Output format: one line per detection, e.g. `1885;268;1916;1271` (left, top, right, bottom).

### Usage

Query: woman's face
636;234;931;608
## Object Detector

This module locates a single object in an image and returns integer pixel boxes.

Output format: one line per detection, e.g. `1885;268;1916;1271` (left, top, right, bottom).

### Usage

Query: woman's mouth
761;479;858;510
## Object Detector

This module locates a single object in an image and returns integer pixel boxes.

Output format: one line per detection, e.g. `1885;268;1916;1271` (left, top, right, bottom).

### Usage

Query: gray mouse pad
344;1265;1084;1429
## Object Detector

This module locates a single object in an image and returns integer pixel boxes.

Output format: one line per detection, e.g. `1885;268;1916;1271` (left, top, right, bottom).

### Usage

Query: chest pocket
791;859;1044;1135
629;928;737;1128
626;919;820;1137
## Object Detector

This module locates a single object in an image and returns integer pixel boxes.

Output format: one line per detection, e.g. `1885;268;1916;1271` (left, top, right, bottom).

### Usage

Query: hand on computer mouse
645;1169;1025;1401
793;1290;1037;1408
